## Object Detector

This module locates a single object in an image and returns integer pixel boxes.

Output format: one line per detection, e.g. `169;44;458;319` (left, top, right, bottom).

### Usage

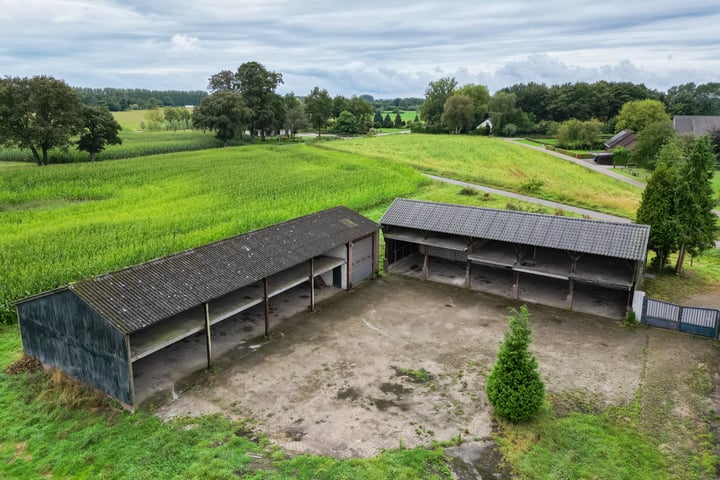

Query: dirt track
155;274;718;459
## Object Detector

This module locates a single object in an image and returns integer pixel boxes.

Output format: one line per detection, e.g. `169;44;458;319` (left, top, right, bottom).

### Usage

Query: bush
485;305;545;422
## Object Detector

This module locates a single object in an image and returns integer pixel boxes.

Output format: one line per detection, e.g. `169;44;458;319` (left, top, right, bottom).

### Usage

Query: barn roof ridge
30;206;377;334
380;198;650;261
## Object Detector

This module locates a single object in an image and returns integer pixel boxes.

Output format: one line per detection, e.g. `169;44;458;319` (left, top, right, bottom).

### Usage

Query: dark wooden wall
17;290;132;405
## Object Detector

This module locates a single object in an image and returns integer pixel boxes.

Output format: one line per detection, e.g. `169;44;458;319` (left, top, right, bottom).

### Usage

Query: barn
381;199;650;318
14;206;379;407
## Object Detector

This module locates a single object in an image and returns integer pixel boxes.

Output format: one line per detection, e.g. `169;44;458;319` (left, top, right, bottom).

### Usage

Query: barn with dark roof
14;206;379;407
381;199;650;318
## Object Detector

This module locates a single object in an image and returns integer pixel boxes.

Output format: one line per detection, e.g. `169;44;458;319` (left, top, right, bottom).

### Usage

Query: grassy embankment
612;166;720;203
321;134;641;219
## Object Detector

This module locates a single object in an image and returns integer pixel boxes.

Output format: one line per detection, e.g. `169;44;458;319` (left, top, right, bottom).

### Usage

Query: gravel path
508;139;646;188
425;174;631;223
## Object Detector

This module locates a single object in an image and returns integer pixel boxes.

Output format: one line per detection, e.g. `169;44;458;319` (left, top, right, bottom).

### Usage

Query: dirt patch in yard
154;274;718;460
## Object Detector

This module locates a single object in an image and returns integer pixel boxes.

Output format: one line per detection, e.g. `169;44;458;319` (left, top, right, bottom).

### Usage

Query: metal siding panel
17;290;132;405
351;236;374;284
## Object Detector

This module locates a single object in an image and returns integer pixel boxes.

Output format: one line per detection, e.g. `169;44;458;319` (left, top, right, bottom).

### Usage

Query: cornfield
0;144;428;323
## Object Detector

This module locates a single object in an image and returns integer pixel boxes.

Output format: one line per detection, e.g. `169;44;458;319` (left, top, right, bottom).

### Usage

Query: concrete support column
309;258;315;312
423;245;429;280
465;260;471;288
512;271;520;299
566;280;574;310
263;278;270;337
204;302;212;369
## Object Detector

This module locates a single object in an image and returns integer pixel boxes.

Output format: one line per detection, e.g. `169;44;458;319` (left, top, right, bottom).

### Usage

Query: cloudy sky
2;1;719;98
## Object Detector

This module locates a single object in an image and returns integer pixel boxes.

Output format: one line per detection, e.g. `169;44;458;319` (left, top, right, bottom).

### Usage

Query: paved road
424;174;631;223
509;139;647;188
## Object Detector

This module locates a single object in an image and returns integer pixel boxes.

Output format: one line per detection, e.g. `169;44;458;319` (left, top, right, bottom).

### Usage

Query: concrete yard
149;274;718;459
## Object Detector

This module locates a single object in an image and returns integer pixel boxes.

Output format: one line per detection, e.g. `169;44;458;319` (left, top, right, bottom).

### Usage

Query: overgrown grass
0;161;30;169
409;182;583;217
319;134;642;218
496;407;669;479
643;249;720;302
0;144;429;323
0;325;448;478
613;166;720;204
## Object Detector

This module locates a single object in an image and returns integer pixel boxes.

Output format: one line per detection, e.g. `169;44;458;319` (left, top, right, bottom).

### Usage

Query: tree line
192;62;390;143
76;88;207;111
418;78;720;137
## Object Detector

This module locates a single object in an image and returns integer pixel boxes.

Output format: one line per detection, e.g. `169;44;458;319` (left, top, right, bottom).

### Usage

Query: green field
381;110;418;124
0;144;429;324
2;134;719;478
321;134;642;218
113;109;156;130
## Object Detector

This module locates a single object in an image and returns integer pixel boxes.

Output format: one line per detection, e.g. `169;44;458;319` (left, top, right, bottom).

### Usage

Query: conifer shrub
485;305;545;422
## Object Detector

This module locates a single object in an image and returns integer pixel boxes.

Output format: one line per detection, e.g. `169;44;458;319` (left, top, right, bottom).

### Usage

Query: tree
0;75;83;165
631;121;675;170
485;306;545;423
456;83;490;127
556;118;603;149
347;96;373;133
489;92;529;136
334;110;359;135
636;143;684;269
332;95;349;119
441;95;475;133
394;113;404;129
77;106;122;162
284;103;308;140
208;62;283;141
144;109;164;131
556;119;583;149
710;129;720;163
373;111;383;128
615;99;670;133
382;113;393;129
192;91;251;145
421;76;457;125
674;136;717;273
305;87;332;136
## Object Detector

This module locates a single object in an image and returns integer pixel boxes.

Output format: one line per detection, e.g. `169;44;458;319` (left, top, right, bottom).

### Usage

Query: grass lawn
613;166;720;203
113;109;166;131
643;249;720;302
319;134;642;218
381;110;418;123
0;161;31;169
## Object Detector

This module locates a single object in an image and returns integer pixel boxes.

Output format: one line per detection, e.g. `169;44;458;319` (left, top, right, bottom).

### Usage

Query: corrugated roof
673;116;720;136
604;129;636;149
68;207;377;334
380;199;649;261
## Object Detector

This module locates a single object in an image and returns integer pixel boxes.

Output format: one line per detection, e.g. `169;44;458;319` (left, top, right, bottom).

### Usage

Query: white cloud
168;34;201;54
1;0;719;96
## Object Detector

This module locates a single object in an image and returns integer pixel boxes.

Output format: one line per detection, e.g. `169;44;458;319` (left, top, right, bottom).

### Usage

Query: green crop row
0;130;228;164
0;144;429;324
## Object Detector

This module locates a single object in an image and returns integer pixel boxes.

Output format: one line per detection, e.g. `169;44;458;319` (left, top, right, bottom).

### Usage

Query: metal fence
640;296;720;338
